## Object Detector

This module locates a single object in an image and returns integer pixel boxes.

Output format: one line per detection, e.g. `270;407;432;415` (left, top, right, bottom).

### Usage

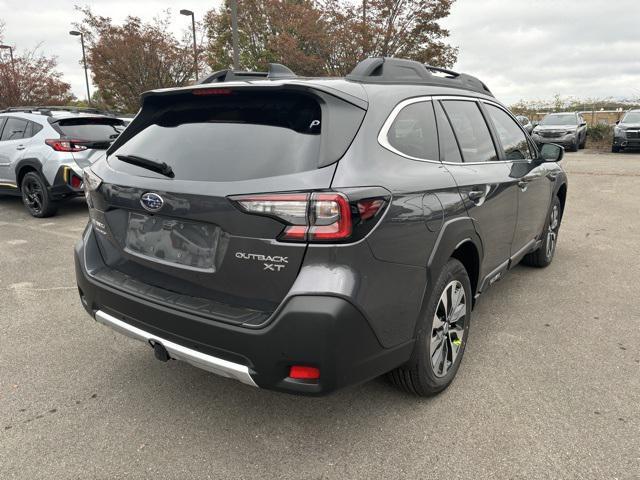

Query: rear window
56;118;124;141
109;89;364;182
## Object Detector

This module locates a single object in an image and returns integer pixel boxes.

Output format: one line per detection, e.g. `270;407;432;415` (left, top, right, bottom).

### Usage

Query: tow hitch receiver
152;341;170;362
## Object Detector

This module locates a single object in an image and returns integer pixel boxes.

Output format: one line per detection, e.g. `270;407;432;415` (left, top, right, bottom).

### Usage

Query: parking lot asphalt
1;150;639;479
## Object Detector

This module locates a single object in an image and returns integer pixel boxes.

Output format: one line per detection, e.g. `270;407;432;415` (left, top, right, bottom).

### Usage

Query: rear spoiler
107;83;368;156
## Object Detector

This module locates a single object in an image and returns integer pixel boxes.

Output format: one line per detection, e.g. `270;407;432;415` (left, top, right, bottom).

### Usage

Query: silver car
0;107;125;217
531;112;587;152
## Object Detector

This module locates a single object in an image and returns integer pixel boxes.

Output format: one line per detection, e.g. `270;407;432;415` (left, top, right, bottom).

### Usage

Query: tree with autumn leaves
79;0;457;111
0;20;74;109
205;0;458;76
1;1;457;112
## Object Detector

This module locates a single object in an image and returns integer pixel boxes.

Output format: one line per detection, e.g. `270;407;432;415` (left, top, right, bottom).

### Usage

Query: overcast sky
1;0;639;105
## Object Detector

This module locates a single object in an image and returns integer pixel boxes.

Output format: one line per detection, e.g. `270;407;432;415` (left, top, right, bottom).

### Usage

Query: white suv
0;107;126;217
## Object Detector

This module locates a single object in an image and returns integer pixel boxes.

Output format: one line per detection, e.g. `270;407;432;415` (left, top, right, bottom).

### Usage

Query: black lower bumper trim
75;233;414;395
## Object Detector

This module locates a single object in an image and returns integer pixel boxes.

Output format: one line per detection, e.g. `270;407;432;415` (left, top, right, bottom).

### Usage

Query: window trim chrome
378;94;536;166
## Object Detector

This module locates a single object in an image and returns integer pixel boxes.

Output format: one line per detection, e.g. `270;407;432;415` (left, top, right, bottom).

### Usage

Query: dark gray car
532;112;587;151
612;109;640;152
75;57;568;396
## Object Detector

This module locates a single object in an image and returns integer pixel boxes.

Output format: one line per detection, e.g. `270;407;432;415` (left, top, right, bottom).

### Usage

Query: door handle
517;180;528;191
468;189;488;205
16;145;25;151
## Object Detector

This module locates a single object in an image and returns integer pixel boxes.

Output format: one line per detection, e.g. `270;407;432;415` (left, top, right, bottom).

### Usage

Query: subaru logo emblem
140;192;164;212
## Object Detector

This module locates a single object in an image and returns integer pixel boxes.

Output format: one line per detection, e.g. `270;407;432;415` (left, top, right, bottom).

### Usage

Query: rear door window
386;101;438;160
485;105;532;161
442;100;498;163
110;90;364;182
56;118;124;141
0;118;28;141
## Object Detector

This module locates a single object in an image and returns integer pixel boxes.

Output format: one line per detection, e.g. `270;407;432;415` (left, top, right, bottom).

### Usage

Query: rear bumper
49;166;84;199
75;228;413;395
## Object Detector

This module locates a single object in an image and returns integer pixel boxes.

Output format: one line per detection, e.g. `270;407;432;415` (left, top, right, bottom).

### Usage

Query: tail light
231;191;387;243
45;139;88;152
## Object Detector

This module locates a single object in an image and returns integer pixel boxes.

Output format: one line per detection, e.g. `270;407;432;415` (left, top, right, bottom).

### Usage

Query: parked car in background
76;57;568;397
0;107;125;217
612;109;640;153
532;112;587;151
516;115;534;134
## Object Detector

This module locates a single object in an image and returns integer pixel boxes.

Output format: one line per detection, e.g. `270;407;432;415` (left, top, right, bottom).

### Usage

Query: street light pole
230;0;239;70
180;9;198;81
69;30;91;105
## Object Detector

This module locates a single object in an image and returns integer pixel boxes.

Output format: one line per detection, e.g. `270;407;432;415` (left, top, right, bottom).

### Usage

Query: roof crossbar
346;57;493;97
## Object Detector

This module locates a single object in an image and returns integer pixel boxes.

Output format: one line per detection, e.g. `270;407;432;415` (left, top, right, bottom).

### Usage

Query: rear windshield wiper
115;154;175;178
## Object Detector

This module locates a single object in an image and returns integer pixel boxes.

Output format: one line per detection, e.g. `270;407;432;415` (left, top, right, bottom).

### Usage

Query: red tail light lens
308;193;352;241
45;139;88;152
232;191;386;243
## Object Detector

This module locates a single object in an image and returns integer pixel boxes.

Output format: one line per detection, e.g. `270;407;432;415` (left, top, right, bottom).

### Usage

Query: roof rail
346;57;493;97
197;63;297;84
0;106;118;116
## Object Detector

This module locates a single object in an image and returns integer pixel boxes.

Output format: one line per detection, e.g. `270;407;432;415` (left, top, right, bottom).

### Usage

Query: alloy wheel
546;205;559;260
22;178;44;215
429;280;466;378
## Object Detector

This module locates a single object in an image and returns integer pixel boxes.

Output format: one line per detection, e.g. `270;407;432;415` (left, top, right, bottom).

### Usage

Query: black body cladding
75;57;568;395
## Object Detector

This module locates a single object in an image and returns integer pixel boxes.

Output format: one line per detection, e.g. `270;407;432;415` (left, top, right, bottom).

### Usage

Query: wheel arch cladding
557;183;567;216
450;240;480;300
427;217;483;301
16;159;44;187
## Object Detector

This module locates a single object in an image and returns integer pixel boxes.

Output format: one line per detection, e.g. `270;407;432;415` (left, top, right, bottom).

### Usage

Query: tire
387;258;472;396
522;196;562;268
20;171;57;218
612;145;621;153
579;134;586;149
570;137;579;152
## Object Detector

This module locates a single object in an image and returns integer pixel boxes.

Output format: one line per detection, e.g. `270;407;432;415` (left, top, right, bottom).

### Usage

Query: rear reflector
70;174;83;189
289;365;320;380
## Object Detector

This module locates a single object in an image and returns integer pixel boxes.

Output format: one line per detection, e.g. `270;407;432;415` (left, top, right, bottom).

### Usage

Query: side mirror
581;122;587;127
616;120;620;125
540;143;564;162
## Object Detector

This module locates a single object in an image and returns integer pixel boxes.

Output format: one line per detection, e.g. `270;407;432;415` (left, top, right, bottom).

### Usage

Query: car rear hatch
51;116;126;168
86;84;366;326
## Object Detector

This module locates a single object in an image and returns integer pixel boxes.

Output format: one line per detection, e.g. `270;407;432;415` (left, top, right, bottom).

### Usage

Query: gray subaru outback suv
75;58;568;396
0;107;125;217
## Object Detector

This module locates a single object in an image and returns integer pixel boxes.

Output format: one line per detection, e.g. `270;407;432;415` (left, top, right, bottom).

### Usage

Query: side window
386;101;439;160
0;118;28;141
0;118;7;141
485;105;532;160
441;100;498;163
24;122;43;139
434;101;463;163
